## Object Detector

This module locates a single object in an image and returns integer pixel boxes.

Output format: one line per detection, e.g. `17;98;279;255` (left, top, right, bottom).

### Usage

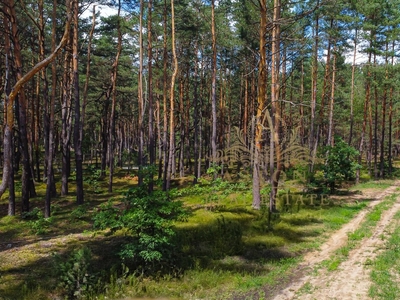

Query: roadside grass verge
369;210;400;300
0;177;394;299
320;193;398;272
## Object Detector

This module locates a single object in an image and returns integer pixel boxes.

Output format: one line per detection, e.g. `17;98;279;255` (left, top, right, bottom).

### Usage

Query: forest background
3;0;400;216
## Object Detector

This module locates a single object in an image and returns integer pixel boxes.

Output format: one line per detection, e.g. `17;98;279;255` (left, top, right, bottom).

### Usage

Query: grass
349;179;394;191
319;193;398;272
0;172;396;299
369;210;400;300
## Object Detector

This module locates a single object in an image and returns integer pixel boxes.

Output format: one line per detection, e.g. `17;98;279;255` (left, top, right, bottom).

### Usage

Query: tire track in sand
272;182;400;300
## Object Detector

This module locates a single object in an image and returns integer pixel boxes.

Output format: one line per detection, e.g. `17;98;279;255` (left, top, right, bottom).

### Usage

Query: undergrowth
0;174;394;299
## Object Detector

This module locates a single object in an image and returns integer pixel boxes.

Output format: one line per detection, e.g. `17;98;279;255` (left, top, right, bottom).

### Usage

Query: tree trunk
348;29;357;146
147;0;155;191
327;50;337;147
252;0;267;210
388;40;395;175
107;0;122;193
0;0;71;202
162;0;169;190
73;0;84;204
379;42;389;178
166;0;178;190
138;0;144;186
357;49;372;183
210;0;217;168
193;41;200;184
61;43;72;195
3;14;15;216
270;0;281;212
309;8;319;172
373;52;378;179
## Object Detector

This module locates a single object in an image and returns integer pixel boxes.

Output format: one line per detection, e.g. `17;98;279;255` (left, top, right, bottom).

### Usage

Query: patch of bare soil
272;182;400;300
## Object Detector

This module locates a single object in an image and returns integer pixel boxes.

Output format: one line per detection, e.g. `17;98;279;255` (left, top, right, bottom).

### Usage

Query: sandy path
272;182;400;300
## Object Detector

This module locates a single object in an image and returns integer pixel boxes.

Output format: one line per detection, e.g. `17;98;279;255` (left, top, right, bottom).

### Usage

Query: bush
54;247;96;299
92;177;188;273
22;207;53;235
118;187;187;270
321;137;361;193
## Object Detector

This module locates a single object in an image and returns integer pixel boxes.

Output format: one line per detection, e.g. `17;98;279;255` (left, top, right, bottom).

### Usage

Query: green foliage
71;203;90;220
93;180;187;272
119;187;187;269
92;200;123;232
319;137;361;193
54;247;96;299
84;165;102;193
22;207;53;235
207;164;222;178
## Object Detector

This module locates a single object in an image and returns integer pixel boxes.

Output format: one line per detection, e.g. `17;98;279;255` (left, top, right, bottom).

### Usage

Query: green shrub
84;165;102;193
92;178;187;273
22;207;53;235
71;203;90;220
319;137;361;193
119;187;187;268
54;247;96;299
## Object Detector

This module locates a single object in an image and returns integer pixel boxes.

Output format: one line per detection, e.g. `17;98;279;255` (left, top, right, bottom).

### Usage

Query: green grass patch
369;210;400;300
319;194;398;275
350;180;394;191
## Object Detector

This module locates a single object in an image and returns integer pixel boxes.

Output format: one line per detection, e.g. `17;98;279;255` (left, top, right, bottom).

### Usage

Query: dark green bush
54;247;96;299
92;176;187;273
320;137;361;193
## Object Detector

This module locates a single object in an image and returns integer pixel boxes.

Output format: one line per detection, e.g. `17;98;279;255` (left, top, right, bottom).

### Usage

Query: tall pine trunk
252;0;267;210
107;0;122;192
166;0;178;190
73;0;84;204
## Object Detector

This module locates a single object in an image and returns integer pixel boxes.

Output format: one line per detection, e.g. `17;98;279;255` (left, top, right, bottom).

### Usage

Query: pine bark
252;0;267;210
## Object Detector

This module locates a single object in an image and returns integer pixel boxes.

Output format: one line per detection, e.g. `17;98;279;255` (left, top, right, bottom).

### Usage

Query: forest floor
269;182;400;300
1;179;400;299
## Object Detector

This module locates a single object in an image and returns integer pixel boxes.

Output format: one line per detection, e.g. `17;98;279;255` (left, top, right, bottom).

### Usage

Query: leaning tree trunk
10;0;37;212
0;0;72;206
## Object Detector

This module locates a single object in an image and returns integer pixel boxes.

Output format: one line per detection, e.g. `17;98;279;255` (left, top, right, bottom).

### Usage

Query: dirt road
272;183;400;300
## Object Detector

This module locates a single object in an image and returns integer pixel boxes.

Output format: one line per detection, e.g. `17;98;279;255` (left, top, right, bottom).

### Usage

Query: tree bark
166;0;178;190
107;0;122;193
210;0;218;169
270;0;281;212
327;50;337;147
73;0;84;204
138;0;144;186
147;0;155;191
252;0;267;210
3;12;15;216
309;6;319;172
348;29;357;146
